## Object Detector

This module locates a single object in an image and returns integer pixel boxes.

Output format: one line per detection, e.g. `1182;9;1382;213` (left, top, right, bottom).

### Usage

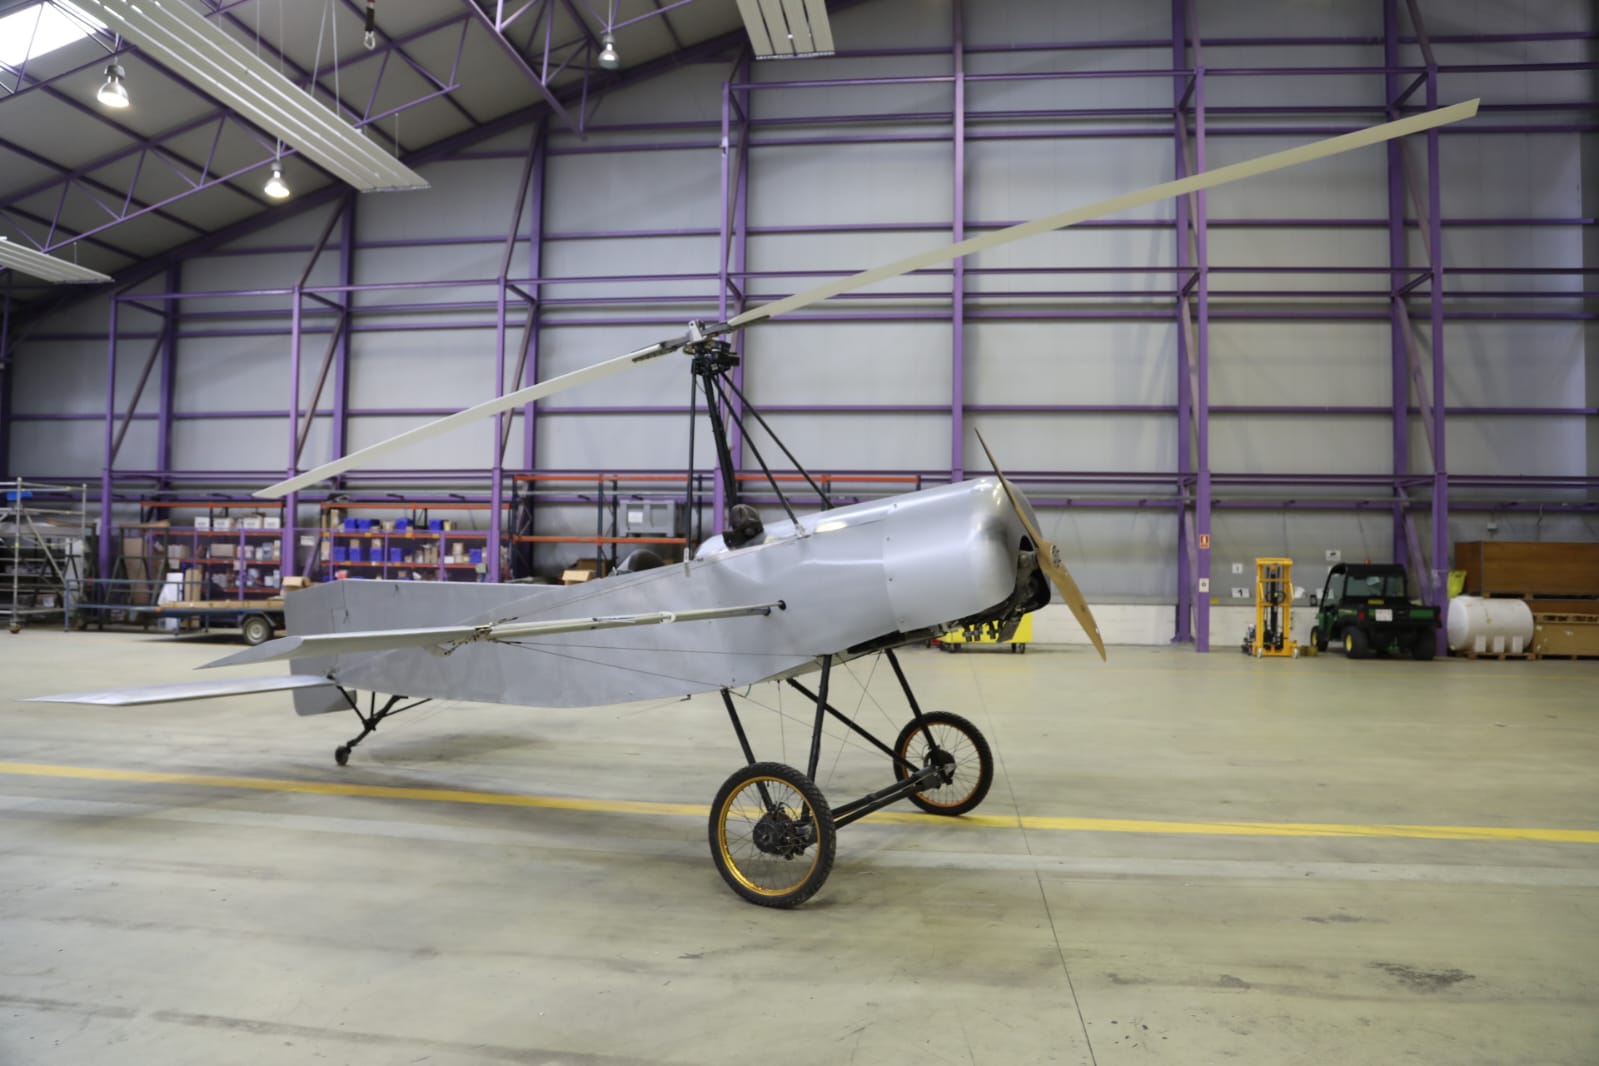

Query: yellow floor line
3;760;1596;844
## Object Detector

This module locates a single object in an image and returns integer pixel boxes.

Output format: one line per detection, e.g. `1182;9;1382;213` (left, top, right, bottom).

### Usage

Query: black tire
709;762;835;909
334;745;351;767
893;711;994;816
1411;633;1437;661
240;614;274;646
1311;626;1328;652
1344;628;1369;660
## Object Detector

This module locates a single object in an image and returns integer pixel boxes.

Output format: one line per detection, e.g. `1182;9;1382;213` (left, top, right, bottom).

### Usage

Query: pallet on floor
1456;648;1538;661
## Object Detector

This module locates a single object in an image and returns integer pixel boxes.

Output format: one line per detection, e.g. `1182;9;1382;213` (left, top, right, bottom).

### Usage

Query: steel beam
949;0;966;483
1171;0;1192;643
461;0;582;134
522;120;549;476
0;16;472;263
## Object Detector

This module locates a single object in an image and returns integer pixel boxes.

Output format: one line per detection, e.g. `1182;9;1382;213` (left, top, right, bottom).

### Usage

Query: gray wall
5;0;1595;595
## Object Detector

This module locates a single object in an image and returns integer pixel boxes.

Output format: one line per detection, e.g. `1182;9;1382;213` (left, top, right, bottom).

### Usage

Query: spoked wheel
709;762;836;909
893;711;994;816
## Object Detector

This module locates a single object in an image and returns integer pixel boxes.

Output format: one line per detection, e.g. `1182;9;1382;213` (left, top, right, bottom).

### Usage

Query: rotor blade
729;99;1478;329
202;600;786;668
974;429;1106;661
255;336;685;499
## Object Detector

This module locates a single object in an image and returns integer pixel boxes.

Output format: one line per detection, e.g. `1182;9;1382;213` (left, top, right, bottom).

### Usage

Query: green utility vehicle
1311;563;1441;660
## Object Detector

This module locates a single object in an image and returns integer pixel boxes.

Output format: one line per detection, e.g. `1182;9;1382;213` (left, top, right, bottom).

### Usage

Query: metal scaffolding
7;1;1595;649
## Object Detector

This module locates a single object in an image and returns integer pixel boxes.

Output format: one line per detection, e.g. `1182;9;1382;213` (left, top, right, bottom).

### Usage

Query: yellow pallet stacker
1244;557;1298;658
936;612;1034;653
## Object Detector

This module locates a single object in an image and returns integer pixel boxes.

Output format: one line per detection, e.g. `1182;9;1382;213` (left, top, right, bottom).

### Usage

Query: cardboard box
241;517;264;529
213;517;235;531
193;516;211;530
561;569;598;585
264;517;282;530
281;576;313;591
211;543;236;559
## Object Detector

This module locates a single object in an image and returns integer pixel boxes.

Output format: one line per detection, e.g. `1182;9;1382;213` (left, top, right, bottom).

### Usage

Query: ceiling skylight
0;2;106;71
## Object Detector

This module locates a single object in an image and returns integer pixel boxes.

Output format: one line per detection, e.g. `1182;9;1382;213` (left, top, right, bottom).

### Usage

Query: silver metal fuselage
289;477;1035;711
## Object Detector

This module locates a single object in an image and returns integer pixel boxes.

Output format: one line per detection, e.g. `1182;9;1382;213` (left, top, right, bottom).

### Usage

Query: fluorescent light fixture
597;31;619;69
263;163;290;199
0;2;106;69
75;0;428;193
736;0;834;59
0;237;113;284
96;60;129;107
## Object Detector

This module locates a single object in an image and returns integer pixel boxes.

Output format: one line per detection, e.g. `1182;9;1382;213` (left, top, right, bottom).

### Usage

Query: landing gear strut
709;648;994;908
332;690;431;765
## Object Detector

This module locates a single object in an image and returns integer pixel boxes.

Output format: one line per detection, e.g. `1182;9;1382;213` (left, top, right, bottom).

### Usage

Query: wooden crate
1455;541;1599;598
1531;614;1599;659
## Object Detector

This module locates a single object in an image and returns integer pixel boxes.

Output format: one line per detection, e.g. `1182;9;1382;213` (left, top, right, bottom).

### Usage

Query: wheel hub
922;748;957;786
752;809;812;859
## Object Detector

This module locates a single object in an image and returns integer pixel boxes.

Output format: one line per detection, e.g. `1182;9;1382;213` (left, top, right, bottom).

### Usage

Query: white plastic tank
1446;596;1534;655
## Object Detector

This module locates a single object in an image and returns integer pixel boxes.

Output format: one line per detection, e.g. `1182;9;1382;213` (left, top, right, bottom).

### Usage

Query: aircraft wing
24;674;338;707
201;601;787;670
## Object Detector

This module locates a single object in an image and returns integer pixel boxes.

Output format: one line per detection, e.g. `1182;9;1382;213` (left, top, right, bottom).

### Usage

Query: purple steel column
1192;35;1212;653
1171;0;1193;643
98;299;118;580
489;274;507;582
282;289;301;577
156;264;179;488
1383;0;1410;572
728;60;753;524
0;279;10;477
712;56;754;532
1425;70;1448;634
523;119;548;472
714;78;734;529
949;0;967;481
489;124;544;582
333;194;355;469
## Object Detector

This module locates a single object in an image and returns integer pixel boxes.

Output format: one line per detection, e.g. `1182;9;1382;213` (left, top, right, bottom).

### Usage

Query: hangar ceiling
0;0;762;305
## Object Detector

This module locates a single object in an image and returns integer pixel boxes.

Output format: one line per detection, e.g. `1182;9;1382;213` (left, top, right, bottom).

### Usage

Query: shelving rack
508;473;697;576
11;1;1591;651
316;500;494;582
120;499;287;602
3;479;89;632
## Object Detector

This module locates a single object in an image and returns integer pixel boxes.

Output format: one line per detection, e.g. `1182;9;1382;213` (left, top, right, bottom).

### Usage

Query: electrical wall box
1197;577;1210;593
622;499;677;537
1231;587;1250;599
1231;562;1244;574
1325;549;1342;562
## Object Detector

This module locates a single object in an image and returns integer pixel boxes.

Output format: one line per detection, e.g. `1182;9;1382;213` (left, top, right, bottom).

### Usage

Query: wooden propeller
973;429;1106;661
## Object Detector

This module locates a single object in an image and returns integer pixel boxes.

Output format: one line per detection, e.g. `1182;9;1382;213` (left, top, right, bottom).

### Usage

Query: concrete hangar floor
2;629;1596;1065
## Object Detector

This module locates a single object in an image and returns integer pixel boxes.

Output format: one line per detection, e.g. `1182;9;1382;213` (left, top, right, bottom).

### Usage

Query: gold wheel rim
716;776;822;898
898;723;981;810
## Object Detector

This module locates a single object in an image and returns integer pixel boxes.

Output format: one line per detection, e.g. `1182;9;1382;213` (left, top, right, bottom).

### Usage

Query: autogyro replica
36;100;1478;906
